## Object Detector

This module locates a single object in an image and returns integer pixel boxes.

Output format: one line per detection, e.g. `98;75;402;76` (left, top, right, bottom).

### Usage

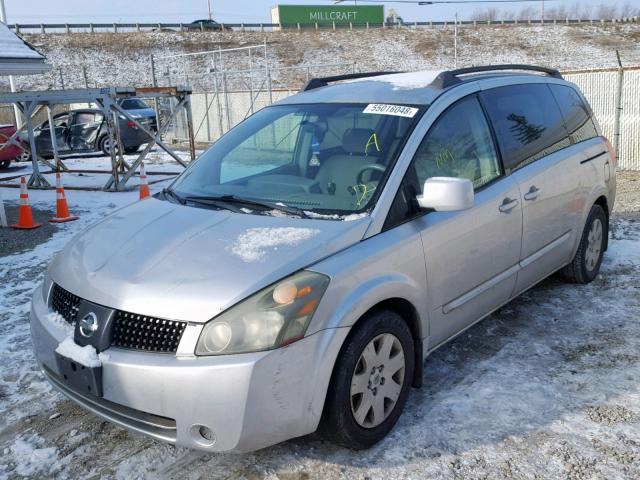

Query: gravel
0;202;58;256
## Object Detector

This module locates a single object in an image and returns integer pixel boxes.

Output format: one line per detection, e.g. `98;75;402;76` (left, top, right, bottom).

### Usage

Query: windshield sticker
365;132;381;155
363;104;419;118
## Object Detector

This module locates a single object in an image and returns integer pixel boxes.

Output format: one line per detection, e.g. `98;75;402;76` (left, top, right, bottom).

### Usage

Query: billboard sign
271;5;385;26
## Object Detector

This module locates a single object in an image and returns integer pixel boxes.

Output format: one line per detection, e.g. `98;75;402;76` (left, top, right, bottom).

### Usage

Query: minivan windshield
170;103;421;215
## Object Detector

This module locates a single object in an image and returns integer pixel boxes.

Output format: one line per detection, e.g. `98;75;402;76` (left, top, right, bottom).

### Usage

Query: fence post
113;23;117;33
613;50;624;166
40;24;45;34
89;23;94;33
65;24;70;34
150;55;157;87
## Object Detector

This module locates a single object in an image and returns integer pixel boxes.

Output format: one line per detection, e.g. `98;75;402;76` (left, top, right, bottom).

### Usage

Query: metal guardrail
7;16;639;34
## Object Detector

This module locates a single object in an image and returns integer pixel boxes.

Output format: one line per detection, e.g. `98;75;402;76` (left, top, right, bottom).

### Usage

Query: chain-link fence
564;66;640;170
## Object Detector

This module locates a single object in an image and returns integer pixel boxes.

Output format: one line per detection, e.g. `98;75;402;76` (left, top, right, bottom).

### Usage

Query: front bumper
30;284;348;452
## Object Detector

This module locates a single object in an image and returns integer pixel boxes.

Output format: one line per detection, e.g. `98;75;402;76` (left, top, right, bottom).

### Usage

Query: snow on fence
565;66;640;170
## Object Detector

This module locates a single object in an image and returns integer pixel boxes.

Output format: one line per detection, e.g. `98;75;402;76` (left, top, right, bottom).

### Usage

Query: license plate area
55;352;103;397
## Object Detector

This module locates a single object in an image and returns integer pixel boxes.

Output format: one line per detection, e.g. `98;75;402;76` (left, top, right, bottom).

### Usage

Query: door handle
523;186;541;201
499;197;519;213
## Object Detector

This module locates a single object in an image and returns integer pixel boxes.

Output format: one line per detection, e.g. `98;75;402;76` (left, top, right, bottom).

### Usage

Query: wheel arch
331;297;424;390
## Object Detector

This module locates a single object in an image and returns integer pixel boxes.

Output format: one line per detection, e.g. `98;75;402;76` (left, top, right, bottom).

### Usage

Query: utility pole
541;0;545;24
454;12;458;68
0;0;22;128
207;0;212;20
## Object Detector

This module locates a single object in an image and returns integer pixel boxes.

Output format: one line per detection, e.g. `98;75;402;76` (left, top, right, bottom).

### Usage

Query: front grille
112;311;187;353
50;284;81;324
50;283;187;353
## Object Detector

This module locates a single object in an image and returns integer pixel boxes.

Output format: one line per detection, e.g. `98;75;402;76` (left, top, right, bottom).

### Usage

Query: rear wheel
98;136;119;156
562;204;607;284
0;159;10;170
319;310;414;449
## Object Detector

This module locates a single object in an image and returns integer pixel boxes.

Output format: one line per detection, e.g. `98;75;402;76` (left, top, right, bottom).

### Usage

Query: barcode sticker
363;104;419;118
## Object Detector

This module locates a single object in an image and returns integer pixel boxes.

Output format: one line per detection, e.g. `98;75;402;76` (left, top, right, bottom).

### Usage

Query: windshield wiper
185;194;309;218
162;188;185;205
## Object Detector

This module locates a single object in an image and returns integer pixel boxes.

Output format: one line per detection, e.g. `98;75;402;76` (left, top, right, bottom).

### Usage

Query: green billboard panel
272;5;384;26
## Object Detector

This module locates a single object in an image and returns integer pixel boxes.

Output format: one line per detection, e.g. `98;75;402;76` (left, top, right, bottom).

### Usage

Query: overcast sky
1;0;636;23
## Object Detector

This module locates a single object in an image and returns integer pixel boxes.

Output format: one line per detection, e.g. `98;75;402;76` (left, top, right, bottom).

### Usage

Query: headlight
196;271;330;356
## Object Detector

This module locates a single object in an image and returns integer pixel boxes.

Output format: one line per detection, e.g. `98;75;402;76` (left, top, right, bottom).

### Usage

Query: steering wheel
356;163;386;185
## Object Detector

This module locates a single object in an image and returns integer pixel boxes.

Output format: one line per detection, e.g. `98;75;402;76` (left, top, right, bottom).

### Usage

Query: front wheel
562;204;607;284
319;310;415;449
0;159;10;170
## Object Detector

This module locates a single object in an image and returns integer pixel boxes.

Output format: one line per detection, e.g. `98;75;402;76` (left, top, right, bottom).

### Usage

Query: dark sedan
187;19;232;31
25;109;153;158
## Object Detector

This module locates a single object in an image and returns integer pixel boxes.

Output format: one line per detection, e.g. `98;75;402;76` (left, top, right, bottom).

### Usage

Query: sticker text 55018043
363;104;419;118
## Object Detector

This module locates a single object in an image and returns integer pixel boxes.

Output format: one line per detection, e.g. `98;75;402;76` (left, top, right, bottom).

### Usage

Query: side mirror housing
416;177;474;212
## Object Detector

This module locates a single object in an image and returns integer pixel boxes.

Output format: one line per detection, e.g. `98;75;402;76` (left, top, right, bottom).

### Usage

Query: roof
0;22;51;75
279;70;445;107
279;66;563;107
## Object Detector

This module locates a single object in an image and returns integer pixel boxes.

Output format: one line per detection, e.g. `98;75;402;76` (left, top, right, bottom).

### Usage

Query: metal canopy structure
0;86;195;190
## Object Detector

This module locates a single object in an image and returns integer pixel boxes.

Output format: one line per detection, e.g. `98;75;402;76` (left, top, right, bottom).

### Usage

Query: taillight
127;121;135;128
603;136;616;168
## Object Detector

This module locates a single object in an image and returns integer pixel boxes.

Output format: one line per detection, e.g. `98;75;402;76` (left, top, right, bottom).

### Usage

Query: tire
124;146;140;154
98;136;118;156
319;310;415;450
562;204;607;284
0;159;10;170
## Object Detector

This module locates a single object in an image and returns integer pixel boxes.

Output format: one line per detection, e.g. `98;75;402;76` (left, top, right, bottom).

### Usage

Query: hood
50;198;370;323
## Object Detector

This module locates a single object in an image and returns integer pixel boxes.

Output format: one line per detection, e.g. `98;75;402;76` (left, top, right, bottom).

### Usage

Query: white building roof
0;22;51;75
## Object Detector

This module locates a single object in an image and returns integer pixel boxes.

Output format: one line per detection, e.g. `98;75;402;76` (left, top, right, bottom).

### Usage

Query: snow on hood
50;198;370;323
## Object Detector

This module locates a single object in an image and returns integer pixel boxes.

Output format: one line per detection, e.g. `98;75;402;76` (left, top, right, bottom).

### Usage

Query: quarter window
549;84;598;143
481;84;570;171
412;95;501;191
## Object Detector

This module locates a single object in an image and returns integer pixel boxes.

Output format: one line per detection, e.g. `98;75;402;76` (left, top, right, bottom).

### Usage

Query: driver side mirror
416;177;474;212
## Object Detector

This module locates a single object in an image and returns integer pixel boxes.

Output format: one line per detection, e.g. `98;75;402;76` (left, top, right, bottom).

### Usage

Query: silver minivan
30;65;616;452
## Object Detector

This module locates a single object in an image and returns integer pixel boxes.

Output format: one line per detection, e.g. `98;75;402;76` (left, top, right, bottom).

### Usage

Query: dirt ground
0;172;639;479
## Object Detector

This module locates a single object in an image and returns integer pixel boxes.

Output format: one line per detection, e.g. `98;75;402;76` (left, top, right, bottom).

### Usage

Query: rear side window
549;84;598;144
481;84;571;172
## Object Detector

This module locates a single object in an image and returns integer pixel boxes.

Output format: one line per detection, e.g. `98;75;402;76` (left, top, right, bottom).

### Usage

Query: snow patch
46;311;74;336
8;434;58;477
55;337;101;368
303;210;369;221
347;70;444;90
228;227;320;262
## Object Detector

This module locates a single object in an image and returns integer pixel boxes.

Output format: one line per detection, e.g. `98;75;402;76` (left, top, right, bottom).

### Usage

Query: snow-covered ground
0;158;639;479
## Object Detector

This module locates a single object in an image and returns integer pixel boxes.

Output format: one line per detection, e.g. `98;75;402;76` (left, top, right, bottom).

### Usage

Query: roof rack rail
431;64;563;89
302;71;404;92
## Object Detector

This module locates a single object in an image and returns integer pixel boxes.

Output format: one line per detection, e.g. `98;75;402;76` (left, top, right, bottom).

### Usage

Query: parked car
118;98;157;132
31;65;616;453
24;108;152;157
187;19;232;31
0;124;28;169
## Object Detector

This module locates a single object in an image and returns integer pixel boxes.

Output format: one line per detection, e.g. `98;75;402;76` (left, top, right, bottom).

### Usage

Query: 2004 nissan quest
31;65;616;452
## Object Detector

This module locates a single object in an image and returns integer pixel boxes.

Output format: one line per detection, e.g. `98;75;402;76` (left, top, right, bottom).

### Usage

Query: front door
405;95;523;347
36;113;71;155
68;111;104;152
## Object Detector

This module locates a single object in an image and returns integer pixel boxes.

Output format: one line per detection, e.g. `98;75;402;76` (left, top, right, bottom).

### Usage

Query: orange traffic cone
139;162;150;200
50;172;78;223
11;176;41;230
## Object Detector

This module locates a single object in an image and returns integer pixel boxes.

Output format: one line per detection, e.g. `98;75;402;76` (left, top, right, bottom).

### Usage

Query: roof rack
302;71;404;92
432;64;563;89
